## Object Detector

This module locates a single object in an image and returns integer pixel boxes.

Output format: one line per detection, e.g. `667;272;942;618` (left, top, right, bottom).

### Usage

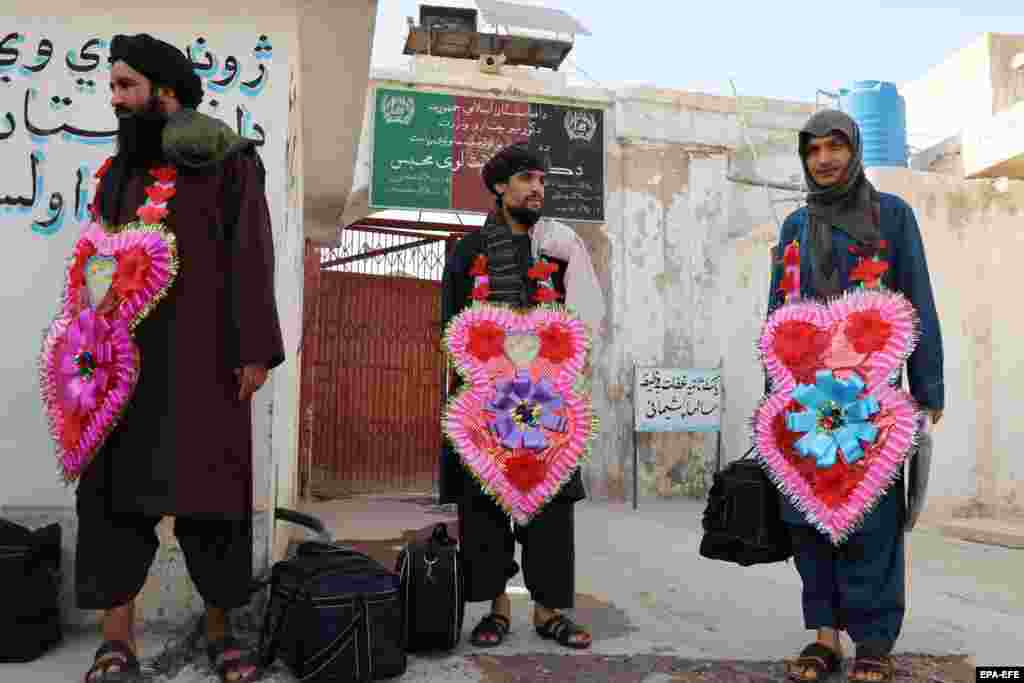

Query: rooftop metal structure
403;1;591;71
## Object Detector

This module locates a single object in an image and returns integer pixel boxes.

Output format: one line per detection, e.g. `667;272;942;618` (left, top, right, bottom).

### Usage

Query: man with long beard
439;143;604;650
768;110;943;683
77;34;283;683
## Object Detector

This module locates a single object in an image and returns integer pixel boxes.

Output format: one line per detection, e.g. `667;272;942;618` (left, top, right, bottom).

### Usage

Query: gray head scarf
799;109;881;298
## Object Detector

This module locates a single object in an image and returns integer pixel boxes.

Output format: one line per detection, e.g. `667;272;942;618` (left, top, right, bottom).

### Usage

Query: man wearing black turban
766;111;944;683
439;143;595;650
77;34;283;683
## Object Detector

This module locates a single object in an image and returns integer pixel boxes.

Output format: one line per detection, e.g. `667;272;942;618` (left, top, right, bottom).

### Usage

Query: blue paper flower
487;371;567;450
785;370;880;468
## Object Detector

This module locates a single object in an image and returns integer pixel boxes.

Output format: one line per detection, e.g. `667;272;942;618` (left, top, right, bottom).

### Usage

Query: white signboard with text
634;367;722;433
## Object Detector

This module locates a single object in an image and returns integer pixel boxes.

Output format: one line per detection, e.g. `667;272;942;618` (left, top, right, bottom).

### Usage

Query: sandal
469;613;511;648
534;613;592;650
207;636;260;683
784;642;842;681
849;655;895;682
84;641;142;682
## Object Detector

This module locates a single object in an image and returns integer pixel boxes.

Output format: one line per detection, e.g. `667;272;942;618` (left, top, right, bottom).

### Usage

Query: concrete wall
598;89;811;501
902;32;1024;153
901;33;995;150
298;0;376;242
988;33;1024;114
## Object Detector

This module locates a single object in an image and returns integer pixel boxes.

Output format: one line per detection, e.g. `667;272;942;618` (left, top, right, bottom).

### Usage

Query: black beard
506;204;542;228
115;96;167;169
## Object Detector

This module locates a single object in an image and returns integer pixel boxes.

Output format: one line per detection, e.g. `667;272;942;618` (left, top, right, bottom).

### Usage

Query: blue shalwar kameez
766;192;944;654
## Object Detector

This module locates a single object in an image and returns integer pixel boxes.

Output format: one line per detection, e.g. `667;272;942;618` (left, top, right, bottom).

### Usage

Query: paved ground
7;495;1019;681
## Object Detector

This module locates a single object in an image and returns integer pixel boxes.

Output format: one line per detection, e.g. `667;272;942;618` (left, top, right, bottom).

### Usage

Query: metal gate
299;225;459;497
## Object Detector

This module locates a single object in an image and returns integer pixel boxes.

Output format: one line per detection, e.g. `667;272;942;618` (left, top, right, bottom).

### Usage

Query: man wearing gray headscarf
766;110;944;682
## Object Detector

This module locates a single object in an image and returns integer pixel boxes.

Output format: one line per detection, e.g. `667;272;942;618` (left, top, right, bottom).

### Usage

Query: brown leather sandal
849;655;895;682
784;642;843;681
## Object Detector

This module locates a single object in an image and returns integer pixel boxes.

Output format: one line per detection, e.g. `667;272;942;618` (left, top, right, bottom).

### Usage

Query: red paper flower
850;259;889;289
150;166;177;183
471;283;491;301
94;157;113;179
69;241;97;292
111;247;153;300
528;260;558;281
538;323;575;363
61;411;83;452
144;184;176;204
845;309;892;354
137;204;168;224
534;287;560;304
779;270;799;295
469;254;488;277
467;321;505;361
848;240;888;258
772;321;829;384
783;241;800;266
504;453;547;492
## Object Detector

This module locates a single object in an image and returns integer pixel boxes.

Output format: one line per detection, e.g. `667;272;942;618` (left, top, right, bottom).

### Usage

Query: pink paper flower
58;309;114;415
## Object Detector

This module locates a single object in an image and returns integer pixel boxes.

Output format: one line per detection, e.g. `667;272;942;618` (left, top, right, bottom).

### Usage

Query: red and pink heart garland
753;287;923;544
443;302;597;525
39;162;180;483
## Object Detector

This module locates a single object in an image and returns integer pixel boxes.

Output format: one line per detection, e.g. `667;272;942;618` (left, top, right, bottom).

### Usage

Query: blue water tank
838;80;908;168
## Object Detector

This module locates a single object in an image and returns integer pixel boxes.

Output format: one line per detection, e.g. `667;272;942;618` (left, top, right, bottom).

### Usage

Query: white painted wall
0;7;299;528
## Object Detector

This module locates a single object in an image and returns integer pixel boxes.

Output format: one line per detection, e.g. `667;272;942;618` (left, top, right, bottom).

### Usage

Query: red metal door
307;270;443;494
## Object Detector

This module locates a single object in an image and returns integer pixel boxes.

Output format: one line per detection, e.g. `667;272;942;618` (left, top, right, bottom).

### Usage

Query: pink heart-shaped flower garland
443;303;596;525
753;288;923;544
40;163;179;482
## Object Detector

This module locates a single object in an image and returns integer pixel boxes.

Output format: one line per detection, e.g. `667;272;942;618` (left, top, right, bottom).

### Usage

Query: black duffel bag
699;448;792;566
396;523;464;653
0;518;63;662
258;541;406;681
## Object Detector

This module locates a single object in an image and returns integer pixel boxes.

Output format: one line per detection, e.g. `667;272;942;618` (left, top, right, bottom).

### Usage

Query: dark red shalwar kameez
75;150;285;610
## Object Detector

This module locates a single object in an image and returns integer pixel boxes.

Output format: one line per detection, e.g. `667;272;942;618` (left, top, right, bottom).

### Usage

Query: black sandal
207;636;260;683
84;641;142;682
469;613;511;648
534;613;592;650
784;642;843;681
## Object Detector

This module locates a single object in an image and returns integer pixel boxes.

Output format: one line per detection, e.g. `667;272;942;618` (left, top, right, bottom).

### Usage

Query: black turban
481;143;546;195
109;33;203;109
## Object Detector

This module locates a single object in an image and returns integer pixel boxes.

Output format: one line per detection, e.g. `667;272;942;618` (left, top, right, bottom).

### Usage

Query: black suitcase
395;523;464;652
0;519;63;662
258;542;406;681
699;448;792;566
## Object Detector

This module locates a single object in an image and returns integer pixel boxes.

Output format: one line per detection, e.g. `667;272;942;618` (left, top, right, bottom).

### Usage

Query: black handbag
258;542;406;682
699;448;792;566
0;519;63;662
395;523;464;653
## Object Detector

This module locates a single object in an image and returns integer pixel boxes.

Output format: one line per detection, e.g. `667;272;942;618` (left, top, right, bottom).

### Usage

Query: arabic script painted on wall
0;29;276;237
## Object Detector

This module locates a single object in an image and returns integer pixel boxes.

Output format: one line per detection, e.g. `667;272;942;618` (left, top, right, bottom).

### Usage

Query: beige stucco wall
901;33;995;150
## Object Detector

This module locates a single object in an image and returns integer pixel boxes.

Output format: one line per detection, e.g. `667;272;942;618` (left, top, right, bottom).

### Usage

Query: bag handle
430;523;453;545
